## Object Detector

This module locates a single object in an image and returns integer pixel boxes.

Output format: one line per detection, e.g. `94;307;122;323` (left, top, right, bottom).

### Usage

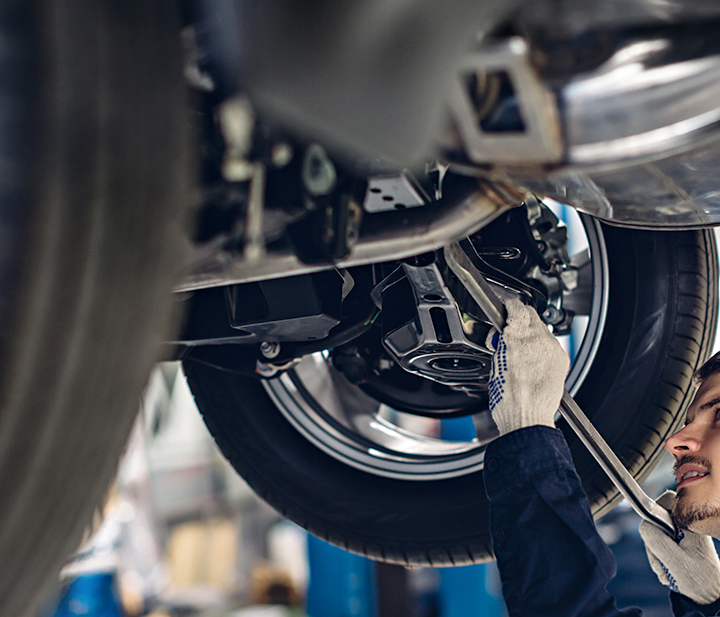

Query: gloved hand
486;299;570;435
639;490;720;605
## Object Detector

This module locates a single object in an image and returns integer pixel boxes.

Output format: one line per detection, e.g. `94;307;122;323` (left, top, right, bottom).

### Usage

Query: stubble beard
674;493;720;532
674;454;720;533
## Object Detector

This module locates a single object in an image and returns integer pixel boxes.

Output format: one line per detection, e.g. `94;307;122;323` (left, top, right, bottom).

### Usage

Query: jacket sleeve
483;426;719;617
671;591;720;616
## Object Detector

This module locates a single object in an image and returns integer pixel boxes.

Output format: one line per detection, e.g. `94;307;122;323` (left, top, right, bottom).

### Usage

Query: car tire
183;225;717;566
0;1;189;614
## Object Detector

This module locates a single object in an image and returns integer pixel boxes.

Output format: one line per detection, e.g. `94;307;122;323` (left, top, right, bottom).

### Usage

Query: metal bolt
542;305;562;325
256;361;278;378
271;143;293;168
560;267;579;291
260;341;281;359
378;358;394;371
302;143;337;196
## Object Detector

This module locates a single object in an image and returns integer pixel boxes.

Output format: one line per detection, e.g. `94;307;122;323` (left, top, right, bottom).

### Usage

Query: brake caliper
524;197;578;335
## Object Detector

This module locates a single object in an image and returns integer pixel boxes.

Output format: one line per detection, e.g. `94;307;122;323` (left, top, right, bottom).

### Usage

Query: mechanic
484;299;720;616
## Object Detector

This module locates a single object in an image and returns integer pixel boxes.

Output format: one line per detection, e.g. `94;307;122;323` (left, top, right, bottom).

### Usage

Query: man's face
665;372;720;536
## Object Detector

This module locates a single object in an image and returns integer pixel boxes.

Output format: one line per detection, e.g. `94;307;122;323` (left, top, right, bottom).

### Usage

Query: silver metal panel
564;42;720;164
363;175;426;213
504;138;720;228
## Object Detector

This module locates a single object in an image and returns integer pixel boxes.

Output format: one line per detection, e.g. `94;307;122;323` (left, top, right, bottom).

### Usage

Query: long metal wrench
444;243;677;538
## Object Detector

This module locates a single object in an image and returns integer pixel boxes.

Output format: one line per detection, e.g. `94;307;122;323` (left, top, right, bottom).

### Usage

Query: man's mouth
680;470;708;482
675;462;711;488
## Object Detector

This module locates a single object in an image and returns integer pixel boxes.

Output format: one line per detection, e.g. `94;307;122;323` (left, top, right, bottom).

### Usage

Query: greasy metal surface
450;26;720;168
176;180;520;291
445;241;677;538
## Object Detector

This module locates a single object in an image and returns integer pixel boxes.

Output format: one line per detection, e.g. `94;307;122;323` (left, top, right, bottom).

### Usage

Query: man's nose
665;424;703;456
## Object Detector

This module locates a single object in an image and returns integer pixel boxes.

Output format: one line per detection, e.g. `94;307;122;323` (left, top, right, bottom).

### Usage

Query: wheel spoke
563;248;593;316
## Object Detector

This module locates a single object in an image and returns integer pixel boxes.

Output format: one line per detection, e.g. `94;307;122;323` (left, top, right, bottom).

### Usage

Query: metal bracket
381;261;491;392
448;37;563;164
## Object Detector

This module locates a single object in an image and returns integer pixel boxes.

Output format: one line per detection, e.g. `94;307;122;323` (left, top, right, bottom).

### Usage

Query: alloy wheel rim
264;212;609;480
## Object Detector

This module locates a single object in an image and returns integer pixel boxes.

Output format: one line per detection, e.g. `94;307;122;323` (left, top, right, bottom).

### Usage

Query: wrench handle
558;391;676;538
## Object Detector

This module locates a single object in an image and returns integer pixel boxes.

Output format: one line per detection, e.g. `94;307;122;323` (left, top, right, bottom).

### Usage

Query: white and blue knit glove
486;299;569;436
639;491;720;605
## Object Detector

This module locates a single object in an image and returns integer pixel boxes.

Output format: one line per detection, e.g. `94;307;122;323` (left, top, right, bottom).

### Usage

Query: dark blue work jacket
483;426;720;617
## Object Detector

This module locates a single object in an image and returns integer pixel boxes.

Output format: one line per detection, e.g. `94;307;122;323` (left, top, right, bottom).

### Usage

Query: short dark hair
694;351;720;384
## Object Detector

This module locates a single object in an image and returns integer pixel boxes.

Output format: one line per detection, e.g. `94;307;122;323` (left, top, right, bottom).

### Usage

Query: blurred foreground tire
0;1;188;615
